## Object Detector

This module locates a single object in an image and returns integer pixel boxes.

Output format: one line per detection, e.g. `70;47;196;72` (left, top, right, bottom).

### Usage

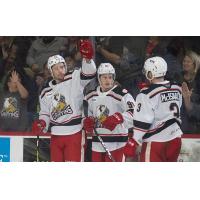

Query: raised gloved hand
32;119;46;133
102;112;123;131
83;117;95;136
79;39;94;59
123;138;138;158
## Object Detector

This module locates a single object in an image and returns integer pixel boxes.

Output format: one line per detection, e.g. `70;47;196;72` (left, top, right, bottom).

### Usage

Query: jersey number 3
170;103;180;118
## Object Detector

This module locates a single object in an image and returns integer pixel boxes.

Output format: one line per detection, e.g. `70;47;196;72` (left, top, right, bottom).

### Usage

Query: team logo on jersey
96;105;109;127
51;93;73;120
1;97;19;118
160;92;180;103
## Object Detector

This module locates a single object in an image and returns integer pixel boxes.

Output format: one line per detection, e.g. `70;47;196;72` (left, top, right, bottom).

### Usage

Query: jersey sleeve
121;93;135;129
39;94;50;133
133;93;154;143
80;58;96;87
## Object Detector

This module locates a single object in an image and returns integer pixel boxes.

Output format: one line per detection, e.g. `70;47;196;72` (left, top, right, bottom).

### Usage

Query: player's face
99;74;114;91
52;63;66;82
183;56;195;73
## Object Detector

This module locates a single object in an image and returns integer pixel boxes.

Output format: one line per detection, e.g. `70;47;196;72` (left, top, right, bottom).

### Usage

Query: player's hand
83;117;95;136
102;112;123;131
123;138;138;158
79;39;94;59
32;119;46;133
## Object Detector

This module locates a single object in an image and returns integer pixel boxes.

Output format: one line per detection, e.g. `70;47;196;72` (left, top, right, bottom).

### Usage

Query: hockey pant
140;137;181;162
92;146;125;162
50;131;82;162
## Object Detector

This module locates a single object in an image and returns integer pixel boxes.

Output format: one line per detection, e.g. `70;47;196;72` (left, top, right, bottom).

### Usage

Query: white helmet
143;56;167;80
47;55;67;78
97;63;115;82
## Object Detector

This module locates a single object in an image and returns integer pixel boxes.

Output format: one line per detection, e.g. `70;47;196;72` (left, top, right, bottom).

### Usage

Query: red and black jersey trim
140;82;180;96
142;118;181;140
92;135;128;142
49;117;82;128
41;88;52;99
134;120;151;130
106;94;121;101
80;72;96;80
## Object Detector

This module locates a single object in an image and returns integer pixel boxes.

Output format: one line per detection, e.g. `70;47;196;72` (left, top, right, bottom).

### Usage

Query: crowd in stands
0;36;200;134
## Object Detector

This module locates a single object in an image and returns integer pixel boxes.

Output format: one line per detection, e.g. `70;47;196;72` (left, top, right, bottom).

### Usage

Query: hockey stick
93;128;115;162
36;134;40;162
83;100;92;162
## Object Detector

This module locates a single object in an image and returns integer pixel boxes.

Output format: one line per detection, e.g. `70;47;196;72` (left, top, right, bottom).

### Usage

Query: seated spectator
26;36;68;73
0;70;29;131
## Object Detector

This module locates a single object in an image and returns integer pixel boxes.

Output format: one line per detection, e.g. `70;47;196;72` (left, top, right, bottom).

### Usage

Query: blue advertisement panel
0;138;10;162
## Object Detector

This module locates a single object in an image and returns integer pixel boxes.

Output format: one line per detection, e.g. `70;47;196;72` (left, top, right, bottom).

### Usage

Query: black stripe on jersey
86;94;98;101
92;135;128;142
140;84;164;95
80;72;96;80
127;109;134;114
134;120;151;130
106;94;121;101
49;117;82;128
41;88;52;99
142;118;181;140
112;86;128;97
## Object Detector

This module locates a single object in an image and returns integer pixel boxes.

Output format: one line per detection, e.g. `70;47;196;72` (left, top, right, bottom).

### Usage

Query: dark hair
167;38;184;57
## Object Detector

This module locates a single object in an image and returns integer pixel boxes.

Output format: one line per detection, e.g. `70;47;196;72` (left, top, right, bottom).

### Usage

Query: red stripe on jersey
40;113;50;117
134;127;147;132
50;115;82;125
81;71;96;77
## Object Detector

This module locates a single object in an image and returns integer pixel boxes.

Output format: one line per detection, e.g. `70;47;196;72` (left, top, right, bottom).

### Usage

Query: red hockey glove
32;119;46;133
79;39;94;59
83;117;95;136
102;112;123;131
137;82;149;90
123;138;138;158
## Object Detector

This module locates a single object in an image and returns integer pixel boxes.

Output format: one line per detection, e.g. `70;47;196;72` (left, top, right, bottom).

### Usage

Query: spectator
26;36;68;73
181;50;200;89
164;38;184;83
96;36;143;98
145;36;168;59
181;50;200;133
182;82;200;132
0;70;29;131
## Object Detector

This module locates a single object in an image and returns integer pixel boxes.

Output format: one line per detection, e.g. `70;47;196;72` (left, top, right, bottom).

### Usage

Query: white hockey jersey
84;84;135;152
39;58;96;135
133;80;183;143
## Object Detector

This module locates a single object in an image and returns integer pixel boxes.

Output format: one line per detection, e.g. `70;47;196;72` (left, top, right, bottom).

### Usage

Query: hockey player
83;63;135;162
32;39;96;162
124;56;183;162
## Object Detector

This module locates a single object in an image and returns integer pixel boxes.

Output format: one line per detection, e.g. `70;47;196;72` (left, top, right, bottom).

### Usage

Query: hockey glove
83;117;95;136
123;138;138;158
79;39;94;59
32;119;46;133
102;112;123;131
